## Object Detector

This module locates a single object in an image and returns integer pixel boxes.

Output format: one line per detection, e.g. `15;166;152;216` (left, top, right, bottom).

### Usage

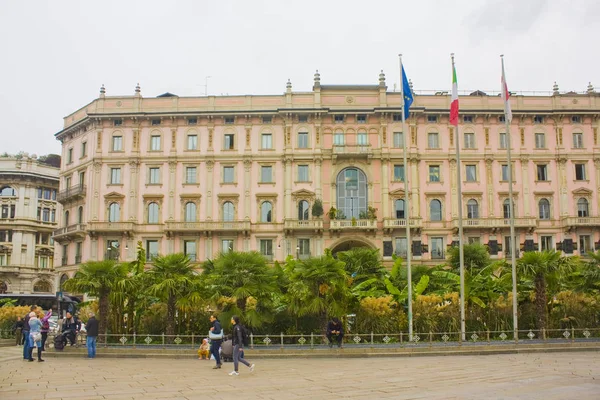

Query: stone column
284;158;293;218
244;159;251;219
92;161;102;221
410;157;420;217
521;156;530;216
485;159;494;217
381;158;389;218
128;160;139;221
168;160;177;221
205;160;214;220
557;157;568;216
206;235;213;259
449;159;458;217
315;158;322;199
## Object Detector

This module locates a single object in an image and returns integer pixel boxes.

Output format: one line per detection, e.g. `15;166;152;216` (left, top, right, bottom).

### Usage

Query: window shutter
383;241;393;257
563;239;574;254
412;241;422;256
487;240;499;255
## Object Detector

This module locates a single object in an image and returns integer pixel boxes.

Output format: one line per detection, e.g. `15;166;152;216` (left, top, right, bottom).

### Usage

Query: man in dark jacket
14;316;24;346
327;317;344;348
209;315;223;369
85;313;99;358
62;312;81;346
22;305;37;359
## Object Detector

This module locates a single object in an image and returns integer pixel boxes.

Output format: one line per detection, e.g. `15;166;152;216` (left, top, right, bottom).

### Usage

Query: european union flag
402;65;413;117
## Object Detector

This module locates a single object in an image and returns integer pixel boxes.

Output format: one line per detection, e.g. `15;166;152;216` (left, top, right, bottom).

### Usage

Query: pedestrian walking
14;316;24;346
27;311;44;362
208;315;223;369
22;306;37;360
228;315;254;376
85;313;99;358
40;309;52;351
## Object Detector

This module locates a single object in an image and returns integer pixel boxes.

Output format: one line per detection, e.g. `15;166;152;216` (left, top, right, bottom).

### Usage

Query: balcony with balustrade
87;221;136;236
165;221;205;234
383;218;423;233
284;219;323;234
329;219;377;231
562;215;600;230
331;144;373;160
204;220;251;234
52;223;87;243
57;184;86;204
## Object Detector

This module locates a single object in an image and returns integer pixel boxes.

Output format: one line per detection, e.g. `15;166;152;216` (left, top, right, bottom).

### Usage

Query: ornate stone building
0;156;59;294
52;73;600;277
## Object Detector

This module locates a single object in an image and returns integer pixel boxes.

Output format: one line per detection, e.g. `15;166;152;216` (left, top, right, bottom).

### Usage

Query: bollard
250;333;254;350
400;331;403;345
371;332;374;346
162;333;165;349
429;331;433;347
542;328;546;341
133;332;136;349
571;327;575;343
486;330;490;344
310;332;314;349
192;333;194;347
281;332;284;349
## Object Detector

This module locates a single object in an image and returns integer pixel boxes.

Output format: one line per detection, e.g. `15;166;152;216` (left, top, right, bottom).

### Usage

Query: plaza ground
0;346;598;400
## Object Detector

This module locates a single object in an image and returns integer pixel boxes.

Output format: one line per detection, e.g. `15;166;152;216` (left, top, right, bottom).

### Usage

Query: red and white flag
450;57;459;126
501;57;512;122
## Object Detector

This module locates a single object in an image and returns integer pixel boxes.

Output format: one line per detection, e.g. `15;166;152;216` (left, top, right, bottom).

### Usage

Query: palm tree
448;243;491;274
517;250;576;331
63;260;130;340
146;253;198;337
201;251;278;329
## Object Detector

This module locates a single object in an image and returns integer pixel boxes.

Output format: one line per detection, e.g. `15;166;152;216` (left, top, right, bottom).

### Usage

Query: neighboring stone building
52;74;600;276
0;156;60;294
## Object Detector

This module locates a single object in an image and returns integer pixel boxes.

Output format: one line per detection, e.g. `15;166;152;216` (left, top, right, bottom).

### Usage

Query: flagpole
451;53;466;342
399;54;413;341
501;54;519;341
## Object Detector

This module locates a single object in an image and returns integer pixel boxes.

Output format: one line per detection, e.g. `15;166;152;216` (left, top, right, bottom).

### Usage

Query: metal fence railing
3;328;598;350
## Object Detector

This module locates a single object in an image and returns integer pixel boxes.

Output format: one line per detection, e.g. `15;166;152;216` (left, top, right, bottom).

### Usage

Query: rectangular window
468;237;480;244
537;164;548;181
225;117;235;124
579;235;591;255
224;134;235;150
501;165;509;181
463;115;473;123
66;177;72;188
357;115;367;123
261;133;272;149
298;239;310;258
357;132;368;145
62;245;68;266
534;115;544;124
81;142;87;157
499;115;506;123
297;132;309;148
430;237;444;259
504;236;514;256
42;208;50;222
75;242;82;263
222;239;234;253
393;165;405;182
429;165;440;182
151;119;161;126
427;115;438;123
571;116;582;123
393;132;404;148
465;165;477;182
146;240;159;261
262;116;272;124
185;167;197;184
334;132;345;145
149;167;160;184
540;235;553;251
298;115;308;123
113;119;122;126
67;148;73;164
535;133;545;149
50;209;55;223
187;135;198;150
392;113;401;122
187;117;197;125
573;133;583;149
0;254;8;266
0;230;13;242
395;238;407;258
261;166;273;183
79;171;85;185
110;168;121;184
334;115;344;123
464;133;475;149
112;136;123;151
575;163;586;180
184;240;197;261
428;132;439;148
259;239;273;257
150;135;161;151
223;166;234;183
499;132;507;149
298;165;309;182
38;257;48;269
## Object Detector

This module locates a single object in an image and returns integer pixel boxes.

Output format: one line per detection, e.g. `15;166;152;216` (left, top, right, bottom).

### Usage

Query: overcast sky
1;0;598;156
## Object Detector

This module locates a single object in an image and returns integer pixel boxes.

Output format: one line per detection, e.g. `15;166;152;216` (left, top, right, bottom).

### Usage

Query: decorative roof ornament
379;70;386;87
587;82;595;94
313;70;321;88
100;84;106;97
409;79;414;93
286;79;292;92
135;83;141;94
552;81;559;95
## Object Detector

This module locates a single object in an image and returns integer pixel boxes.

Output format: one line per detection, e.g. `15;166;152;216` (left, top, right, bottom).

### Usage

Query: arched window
395;199;405;219
108;202;120;222
148;202;159;224
64;210;70;227
77;206;84;224
503;199;513;219
430;200;442;221
59;274;69;291
0;186;16;196
184;202;196;222
261;202;272;222
538;199;550;220
0;281;7;294
336;168;367;219
33;280;52;293
298;200;309;220
577;198;589;217
467;199;479;219
223;202;234;222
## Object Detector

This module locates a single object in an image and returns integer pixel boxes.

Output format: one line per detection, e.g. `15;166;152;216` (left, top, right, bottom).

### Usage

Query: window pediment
388;188;406;199
291;189;315;201
572;187;593;196
104;192;125;200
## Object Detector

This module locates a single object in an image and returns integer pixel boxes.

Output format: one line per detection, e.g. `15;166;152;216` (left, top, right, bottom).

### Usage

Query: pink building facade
53;73;600;279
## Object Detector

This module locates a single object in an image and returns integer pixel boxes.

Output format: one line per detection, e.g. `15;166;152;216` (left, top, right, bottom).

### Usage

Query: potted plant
351;217;357;226
312;199;324;218
327;207;337;220
367;206;378;220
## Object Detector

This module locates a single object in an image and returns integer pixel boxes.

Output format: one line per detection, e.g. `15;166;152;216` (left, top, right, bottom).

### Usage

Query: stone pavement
0;346;599;400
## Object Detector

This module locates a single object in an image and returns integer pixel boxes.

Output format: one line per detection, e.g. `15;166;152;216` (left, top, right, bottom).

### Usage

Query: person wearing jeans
85;313;99;358
209;315;223;369
22;306;37;359
229;315;254;376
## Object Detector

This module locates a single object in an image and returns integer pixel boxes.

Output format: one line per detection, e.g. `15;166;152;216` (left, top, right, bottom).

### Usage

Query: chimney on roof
587;82;595;94
313;70;321;90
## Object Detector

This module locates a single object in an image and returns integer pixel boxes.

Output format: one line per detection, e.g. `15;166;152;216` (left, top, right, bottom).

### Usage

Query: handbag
33;332;42;342
208;330;224;340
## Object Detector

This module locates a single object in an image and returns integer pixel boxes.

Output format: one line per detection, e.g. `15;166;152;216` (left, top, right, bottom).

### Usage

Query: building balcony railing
165;222;205;233
57;184;86;204
451;217;538;230
61;257;68;266
562;216;600;228
332;144;373;158
284;219;324;232
75;255;82;264
330;219;377;230
383;218;423;230
204;220;251;233
494;217;538;228
87;221;135;235
52;223;87;243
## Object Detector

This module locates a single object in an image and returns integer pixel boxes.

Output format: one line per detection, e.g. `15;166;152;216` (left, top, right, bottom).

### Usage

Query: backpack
240;325;251;347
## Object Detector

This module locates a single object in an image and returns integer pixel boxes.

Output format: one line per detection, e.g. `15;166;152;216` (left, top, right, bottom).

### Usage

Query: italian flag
449;62;459;126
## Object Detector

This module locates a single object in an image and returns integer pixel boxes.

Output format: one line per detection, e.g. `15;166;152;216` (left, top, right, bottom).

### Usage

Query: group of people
15;308;99;361
200;314;255;376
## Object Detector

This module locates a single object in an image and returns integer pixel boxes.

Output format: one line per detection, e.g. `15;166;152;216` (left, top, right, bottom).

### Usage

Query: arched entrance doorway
329;237;376;256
